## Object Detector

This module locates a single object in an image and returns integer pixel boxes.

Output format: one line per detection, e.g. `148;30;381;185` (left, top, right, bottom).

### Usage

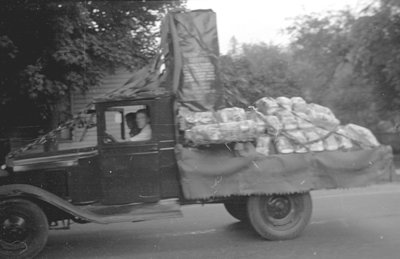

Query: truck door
97;100;160;205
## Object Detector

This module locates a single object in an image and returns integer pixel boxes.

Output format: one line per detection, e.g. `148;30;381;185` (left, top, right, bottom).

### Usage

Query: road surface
38;184;400;259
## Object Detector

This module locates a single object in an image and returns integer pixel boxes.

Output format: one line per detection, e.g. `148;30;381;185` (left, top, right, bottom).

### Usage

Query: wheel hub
267;196;292;219
1;215;29;252
260;195;300;227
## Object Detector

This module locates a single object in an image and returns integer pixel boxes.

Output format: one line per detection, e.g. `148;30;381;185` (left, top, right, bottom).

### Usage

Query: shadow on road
41;220;264;258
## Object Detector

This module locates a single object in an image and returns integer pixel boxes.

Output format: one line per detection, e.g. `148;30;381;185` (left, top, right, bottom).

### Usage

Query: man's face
126;119;134;129
136;113;148;129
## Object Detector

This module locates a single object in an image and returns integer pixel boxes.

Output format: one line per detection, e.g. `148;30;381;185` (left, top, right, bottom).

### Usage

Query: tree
349;0;400;114
285;9;384;128
286;0;400;128
287;10;355;102
0;0;184;136
221;42;301;107
227;36;240;56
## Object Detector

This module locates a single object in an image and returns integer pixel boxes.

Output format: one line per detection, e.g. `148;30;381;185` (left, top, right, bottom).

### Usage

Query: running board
0;184;182;224
79;199;182;224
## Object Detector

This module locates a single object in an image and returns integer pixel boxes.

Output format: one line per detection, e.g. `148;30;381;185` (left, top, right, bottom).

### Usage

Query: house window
103;105;152;144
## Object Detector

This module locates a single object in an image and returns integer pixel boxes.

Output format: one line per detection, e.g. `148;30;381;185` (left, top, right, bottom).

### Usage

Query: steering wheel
104;132;118;143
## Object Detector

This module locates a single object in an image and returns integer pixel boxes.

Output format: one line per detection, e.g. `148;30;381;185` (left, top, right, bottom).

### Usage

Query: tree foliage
286;0;400;128
285;10;377;126
220;0;400;130
350;0;400;112
221;42;301;107
0;0;183;134
287;11;355;101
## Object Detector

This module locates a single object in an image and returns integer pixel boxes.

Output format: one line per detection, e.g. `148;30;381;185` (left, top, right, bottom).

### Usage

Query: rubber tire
224;202;248;222
0;199;49;259
247;193;312;240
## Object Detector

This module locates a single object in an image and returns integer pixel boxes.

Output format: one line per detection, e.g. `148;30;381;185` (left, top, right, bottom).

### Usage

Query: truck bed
176;144;396;199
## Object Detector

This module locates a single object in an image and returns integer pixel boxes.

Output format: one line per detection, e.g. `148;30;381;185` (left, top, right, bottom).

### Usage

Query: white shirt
129;124;152;141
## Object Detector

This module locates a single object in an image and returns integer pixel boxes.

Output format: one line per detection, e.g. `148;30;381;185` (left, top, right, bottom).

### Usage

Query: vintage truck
0;89;395;258
0;9;396;259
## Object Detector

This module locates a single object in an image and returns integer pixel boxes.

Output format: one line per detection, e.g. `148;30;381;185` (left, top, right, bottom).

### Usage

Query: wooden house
10;68;134;152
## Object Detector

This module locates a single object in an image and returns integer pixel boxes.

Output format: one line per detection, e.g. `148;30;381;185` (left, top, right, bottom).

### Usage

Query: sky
187;0;372;53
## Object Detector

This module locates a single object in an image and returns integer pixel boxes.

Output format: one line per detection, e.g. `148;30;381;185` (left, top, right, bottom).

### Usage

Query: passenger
129;109;152;141
125;112;140;137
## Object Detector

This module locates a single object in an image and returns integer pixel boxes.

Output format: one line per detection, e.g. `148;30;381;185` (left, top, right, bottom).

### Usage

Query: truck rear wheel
0;199;48;259
224;201;248;222
247;192;312;240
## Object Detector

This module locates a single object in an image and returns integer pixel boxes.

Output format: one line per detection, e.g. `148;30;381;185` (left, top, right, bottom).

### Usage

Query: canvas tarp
176;144;395;199
95;9;224;108
94;56;169;103
161;9;224;111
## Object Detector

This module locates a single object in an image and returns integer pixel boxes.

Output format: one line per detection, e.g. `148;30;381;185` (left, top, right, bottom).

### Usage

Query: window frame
97;99;156;147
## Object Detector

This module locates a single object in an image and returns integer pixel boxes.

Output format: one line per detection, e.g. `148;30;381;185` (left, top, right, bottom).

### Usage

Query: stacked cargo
255;96;380;155
180;96;380;156
179;107;265;145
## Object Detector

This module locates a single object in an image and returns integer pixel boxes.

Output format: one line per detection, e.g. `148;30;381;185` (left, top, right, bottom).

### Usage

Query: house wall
61;68;134;150
8;68;135;153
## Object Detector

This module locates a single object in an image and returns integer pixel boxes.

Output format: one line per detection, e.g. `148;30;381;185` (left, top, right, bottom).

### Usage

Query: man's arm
129;126;152;141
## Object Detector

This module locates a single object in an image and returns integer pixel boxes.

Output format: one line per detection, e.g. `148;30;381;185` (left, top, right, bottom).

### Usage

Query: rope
7;102;95;158
269;102;372;149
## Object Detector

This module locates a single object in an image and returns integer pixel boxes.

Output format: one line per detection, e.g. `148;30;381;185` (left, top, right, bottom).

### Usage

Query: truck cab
0;93;193;258
3;93;181;205
95;94;180;205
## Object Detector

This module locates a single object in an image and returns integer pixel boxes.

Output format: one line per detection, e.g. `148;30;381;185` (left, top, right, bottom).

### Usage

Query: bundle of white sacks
180;96;380;156
254;96;379;155
179;107;265;145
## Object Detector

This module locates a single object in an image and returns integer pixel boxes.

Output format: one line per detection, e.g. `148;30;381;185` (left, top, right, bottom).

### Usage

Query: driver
129;109;152;141
125;112;140;137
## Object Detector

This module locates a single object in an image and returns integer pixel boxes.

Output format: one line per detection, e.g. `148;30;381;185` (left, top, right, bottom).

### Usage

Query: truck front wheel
0;199;49;259
247;192;312;240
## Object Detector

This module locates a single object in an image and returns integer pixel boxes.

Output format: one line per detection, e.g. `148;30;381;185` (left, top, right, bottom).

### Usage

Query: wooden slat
70;68;134;146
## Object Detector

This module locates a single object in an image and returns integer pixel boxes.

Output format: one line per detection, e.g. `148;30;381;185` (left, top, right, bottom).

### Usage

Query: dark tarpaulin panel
94;56;169;103
176;144;395;199
161;10;224;111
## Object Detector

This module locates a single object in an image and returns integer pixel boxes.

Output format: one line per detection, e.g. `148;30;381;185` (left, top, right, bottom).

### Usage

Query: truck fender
0;184;104;224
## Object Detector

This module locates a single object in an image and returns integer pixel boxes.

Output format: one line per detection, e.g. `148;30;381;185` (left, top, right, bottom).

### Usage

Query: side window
103;105;152;144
